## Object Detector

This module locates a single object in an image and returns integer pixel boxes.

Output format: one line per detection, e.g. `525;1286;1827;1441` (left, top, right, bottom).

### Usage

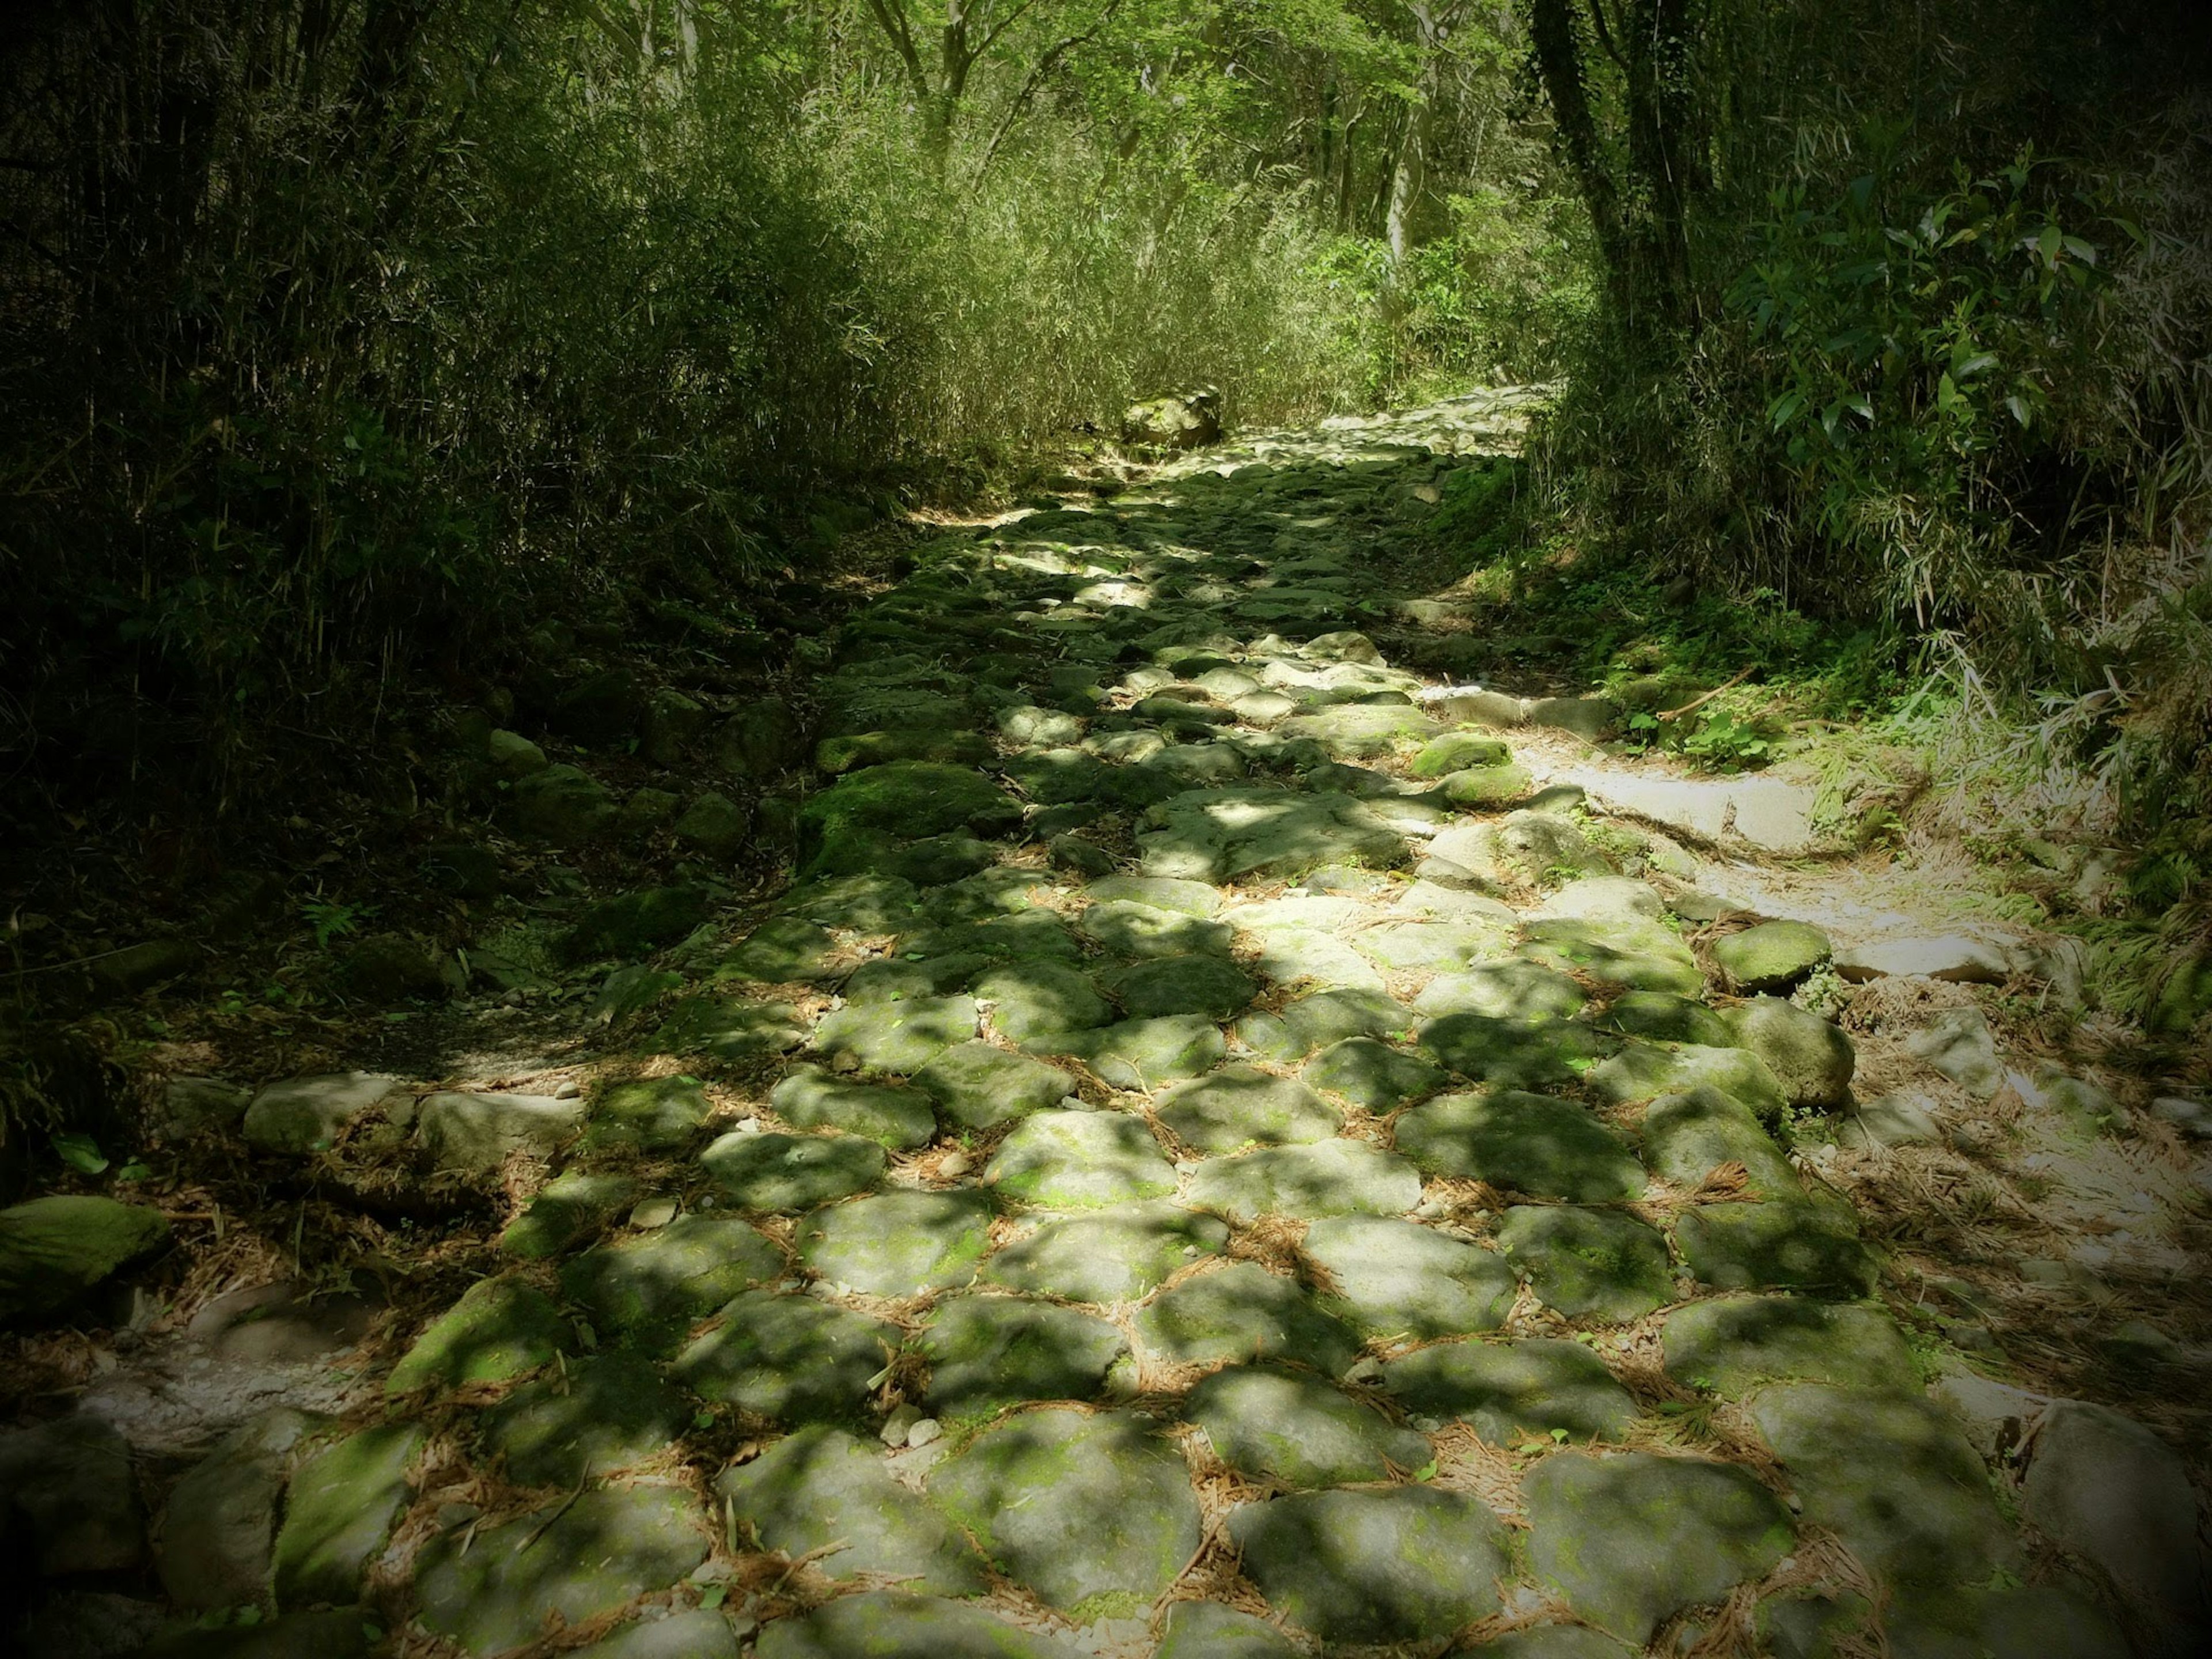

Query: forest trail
6;397;2205;1659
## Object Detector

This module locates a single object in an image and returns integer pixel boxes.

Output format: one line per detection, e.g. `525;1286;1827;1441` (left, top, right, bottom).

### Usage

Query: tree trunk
1385;2;1443;271
1526;0;1635;322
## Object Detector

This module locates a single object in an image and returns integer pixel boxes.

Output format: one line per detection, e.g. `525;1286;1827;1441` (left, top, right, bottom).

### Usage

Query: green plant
302;901;372;952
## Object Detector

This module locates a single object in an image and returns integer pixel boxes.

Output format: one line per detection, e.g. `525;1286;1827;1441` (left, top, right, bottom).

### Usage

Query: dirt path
5;395;2206;1659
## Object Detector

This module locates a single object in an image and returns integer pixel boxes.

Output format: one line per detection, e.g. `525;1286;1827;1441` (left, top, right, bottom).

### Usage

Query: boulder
0;1195;171;1323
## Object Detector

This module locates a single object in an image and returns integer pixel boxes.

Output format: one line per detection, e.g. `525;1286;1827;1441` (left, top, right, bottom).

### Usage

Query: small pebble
630;1196;679;1229
906;1418;942;1448
938;1151;971;1179
551;1079;583;1099
736;1116;761;1134
881;1403;921;1447
1346;1357;1385;1385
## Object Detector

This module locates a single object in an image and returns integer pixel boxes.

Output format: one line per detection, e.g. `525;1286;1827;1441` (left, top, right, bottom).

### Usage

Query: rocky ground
3;391;2209;1659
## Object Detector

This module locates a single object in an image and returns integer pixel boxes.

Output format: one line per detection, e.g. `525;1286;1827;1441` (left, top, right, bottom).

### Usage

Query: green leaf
1414;1460;1438;1482
699;1584;728;1609
53;1133;109;1175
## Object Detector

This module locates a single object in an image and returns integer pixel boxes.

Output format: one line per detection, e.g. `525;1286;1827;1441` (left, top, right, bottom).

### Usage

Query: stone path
6;392;2203;1659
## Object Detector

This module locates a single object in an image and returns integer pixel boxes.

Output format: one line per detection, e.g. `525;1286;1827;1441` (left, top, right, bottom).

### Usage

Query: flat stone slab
584;1077;713;1153
654;996;809;1060
985;1202;1228;1304
975;961;1113;1047
1230;1487;1508;1643
1395;1092;1644;1202
1357;919;1515;975
1430;810;1613;889
1522;1451;1794;1644
1906;1006;2005;1097
1062;1015;1226;1089
1238;988;1414;1062
1187;1366;1430;1488
1134;1262;1360;1374
721;916;840;983
1140;787;1408;884
1301;1037;1448;1110
157;1408;313;1611
482;1353;689;1484
799;1190;993;1296
1186;1138;1422;1221
271;1423;421;1608
1417;1014;1615;1090
672;1290;898;1422
418;1091;584;1172
914;1041;1073;1130
559;1215;783;1350
1157;1065;1342;1151
1556;768;1817;855
1112;953;1256;1020
700;1130;885;1212
1244;927;1389;992
1155;1601;1300;1658
1662;1295;1916;1397
243;1073;404;1155
412;1484;707;1654
984;1109;1176;1208
1520;917;1702;995
718;1426;983;1596
1085;875;1224;916
1302;1214;1514;1339
755;1592;1080;1658
919;1295;1129;1413
1413;963;1587;1022
930;1407;1201;1611
813;995;978;1073
1593;1039;1794;1123
1676;1199;1877;1297
1080;900;1234;960
1495;1205;1673;1324
385;1277;566;1395
771;1067;935;1149
1280;703;1440;757
1835;935;2011;983
1383;1337;1637;1445
1748;1382;2017;1595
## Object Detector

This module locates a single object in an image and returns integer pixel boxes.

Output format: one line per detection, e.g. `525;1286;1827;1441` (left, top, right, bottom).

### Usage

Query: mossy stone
1463;1628;1638;1659
1157;1065;1342;1152
843;952;986;1005
1521;1451;1794;1644
1186;1139;1422;1221
384;1277;566;1396
1061;1015;1227;1089
755;1592;1080;1658
560;887;712;963
1134;1261;1360;1373
1079;900;1234;960
1084;874;1222;916
1395;1091;1644;1203
1495;1205;1673;1324
481;1353;688;1484
1382;1337;1638;1445
1675;1199;1877;1297
500;1171;639;1259
1230;1487;1507;1643
1439;763;1536;806
1596;990;1733;1047
1417;1014;1615;1090
914;1041;1074;1130
1112;954;1256;1021
585;1075;713;1153
562;1214;783;1349
1412;962;1587;1022
719;917;840;983
1726;997;1855;1111
671;1290;897;1422
798;1190;993;1296
412;1484;707;1655
1155;1601;1299;1658
1589;1042;1788;1124
976;960;1113;1047
919;1295;1129;1413
816;729;994;775
1747;1382;2018;1594
799;762;1021;876
1301;1037;1448;1109
0;1195;172;1321
1638;1085;1800;1196
984;1202;1229;1304
270;1423;422;1607
1411;733;1512;778
929;1407;1201;1610
1356;918;1515;974
777;873;922;933
812;994;978;1074
1520;916;1702;995
700;1130;884;1212
1236;988;1414;1062
984;1110;1177;1208
1139;786;1408;884
717;1427;984;1596
770;1067;936;1150
1187;1366;1431;1488
654;996;808;1061
1711;921;1832;993
1661;1294;1916;1396
1302;1214;1514;1339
